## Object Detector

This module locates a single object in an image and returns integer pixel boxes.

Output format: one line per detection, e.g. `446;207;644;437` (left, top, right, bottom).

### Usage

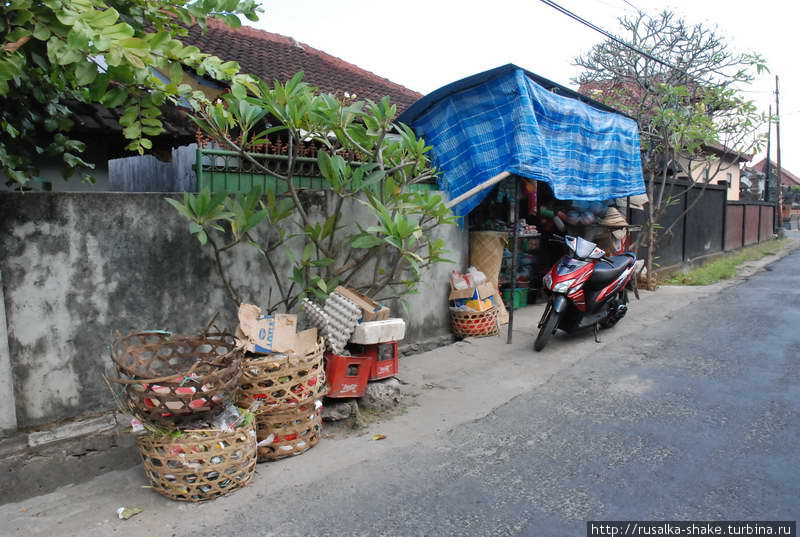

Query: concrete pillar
0;269;18;434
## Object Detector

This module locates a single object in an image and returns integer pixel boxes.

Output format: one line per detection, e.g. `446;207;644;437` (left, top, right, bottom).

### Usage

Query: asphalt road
192;251;800;537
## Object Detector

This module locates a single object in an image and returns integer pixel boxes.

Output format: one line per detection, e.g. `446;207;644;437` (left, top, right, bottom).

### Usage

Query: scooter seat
585;255;634;289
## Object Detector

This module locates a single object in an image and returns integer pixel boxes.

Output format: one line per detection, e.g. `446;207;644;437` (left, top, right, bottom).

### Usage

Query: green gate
195;148;435;194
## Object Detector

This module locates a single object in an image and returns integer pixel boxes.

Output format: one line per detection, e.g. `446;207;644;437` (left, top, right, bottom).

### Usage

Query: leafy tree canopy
0;0;261;186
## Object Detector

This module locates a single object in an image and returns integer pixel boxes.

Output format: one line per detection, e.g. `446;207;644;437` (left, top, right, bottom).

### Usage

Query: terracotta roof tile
184;20;422;111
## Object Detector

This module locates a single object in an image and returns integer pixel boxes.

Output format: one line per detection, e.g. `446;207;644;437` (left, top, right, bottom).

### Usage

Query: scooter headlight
542;273;552;289
552;279;576;293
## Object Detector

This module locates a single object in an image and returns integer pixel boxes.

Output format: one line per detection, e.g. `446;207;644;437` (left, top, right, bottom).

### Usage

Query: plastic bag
466;266;487;286
450;270;469;290
213;404;244;432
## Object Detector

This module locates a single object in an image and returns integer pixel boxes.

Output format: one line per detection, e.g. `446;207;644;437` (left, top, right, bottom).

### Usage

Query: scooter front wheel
534;309;561;352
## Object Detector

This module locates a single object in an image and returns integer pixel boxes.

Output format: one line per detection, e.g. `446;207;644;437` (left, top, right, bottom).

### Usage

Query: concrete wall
0;192;466;429
0;269;16;433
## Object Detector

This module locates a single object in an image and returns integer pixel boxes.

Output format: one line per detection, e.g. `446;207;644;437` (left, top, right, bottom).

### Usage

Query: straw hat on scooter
600;207;630;239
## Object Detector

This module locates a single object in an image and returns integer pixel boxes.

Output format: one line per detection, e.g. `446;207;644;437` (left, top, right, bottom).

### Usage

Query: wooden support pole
446;171;511;209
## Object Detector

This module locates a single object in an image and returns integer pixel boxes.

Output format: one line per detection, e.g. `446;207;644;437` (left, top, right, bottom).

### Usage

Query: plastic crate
361;342;399;381
501;287;529;309
324;352;372;398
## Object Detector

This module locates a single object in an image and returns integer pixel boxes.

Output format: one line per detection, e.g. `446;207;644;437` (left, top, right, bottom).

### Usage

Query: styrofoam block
350;318;406;345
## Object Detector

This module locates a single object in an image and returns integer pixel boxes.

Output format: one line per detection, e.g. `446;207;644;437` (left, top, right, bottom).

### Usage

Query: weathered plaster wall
0;269;17;432
0;192;466;429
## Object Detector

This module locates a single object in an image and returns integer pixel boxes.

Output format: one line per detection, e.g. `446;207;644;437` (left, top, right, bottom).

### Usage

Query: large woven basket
237;338;326;413
450;307;500;338
111;331;242;424
136;423;257;502
469;231;507;288
255;399;322;462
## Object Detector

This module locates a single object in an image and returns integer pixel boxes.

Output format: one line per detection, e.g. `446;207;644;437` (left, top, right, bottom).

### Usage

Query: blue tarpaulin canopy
397;64;646;218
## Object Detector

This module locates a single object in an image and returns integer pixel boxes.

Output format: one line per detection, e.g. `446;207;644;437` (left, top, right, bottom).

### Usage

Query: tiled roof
750;158;800;186
702;142;752;163
184;20;422;111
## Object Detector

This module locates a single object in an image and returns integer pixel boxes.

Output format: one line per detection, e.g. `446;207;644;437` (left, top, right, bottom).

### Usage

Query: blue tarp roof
397;64;646;218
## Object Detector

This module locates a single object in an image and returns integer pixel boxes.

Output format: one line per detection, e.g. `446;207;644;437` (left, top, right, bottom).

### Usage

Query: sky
254;0;800;172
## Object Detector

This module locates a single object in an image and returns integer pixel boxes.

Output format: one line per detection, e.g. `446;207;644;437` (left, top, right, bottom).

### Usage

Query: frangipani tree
168;73;456;312
576;9;769;283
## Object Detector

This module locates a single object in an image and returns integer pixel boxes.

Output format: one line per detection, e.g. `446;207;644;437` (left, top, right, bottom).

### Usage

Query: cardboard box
448;282;497;302
237;303;317;355
333;286;390;322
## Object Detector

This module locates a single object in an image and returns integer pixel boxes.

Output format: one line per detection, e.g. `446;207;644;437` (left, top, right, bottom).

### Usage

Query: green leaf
147;31;172;50
168;61;183;84
231;83;246;99
32;24;51;41
302;241;315;262
103;23;135;41
123;122;141;139
101;87;127;108
74;62;97;85
351;234;384;249
165;196;195;221
88;74;109;101
85;7;119;28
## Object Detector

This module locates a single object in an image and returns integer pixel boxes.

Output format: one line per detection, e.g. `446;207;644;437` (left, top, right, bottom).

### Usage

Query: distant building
749;158;800;188
676;143;752;201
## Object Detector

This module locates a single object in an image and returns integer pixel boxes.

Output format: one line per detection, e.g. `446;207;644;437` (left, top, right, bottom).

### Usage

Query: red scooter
534;234;638;351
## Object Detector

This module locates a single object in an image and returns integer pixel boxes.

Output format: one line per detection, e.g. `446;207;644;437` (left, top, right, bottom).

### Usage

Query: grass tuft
664;238;791;286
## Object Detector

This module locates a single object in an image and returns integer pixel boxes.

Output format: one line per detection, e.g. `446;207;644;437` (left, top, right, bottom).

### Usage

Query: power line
540;0;773;121
539;0;768;94
621;0;641;12
538;0;679;71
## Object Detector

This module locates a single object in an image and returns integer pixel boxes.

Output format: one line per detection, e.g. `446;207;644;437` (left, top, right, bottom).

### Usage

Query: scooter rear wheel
534;309;561;352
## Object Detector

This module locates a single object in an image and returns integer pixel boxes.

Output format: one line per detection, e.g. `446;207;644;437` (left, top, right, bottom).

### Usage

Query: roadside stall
397;64;647;342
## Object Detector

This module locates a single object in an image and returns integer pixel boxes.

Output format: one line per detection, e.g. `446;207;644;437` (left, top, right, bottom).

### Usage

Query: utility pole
764;105;771;203
775;75;783;232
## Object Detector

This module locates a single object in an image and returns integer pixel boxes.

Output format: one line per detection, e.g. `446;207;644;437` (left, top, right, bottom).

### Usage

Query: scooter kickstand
594;323;601;343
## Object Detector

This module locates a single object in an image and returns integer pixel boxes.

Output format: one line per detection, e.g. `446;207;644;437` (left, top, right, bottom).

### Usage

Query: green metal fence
196;148;435;194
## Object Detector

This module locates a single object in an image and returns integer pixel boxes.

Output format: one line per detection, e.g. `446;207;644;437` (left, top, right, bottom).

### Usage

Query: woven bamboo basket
111;331;242;424
237;338;326;413
136;423;257;502
469;231;507;288
255;399;322;462
450;306;500;338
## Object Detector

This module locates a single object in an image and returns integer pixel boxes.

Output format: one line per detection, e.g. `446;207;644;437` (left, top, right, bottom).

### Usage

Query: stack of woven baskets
111;330;256;502
236;337;327;461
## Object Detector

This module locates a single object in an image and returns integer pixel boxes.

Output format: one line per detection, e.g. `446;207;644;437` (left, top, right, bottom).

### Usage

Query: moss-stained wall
0;192;466;428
